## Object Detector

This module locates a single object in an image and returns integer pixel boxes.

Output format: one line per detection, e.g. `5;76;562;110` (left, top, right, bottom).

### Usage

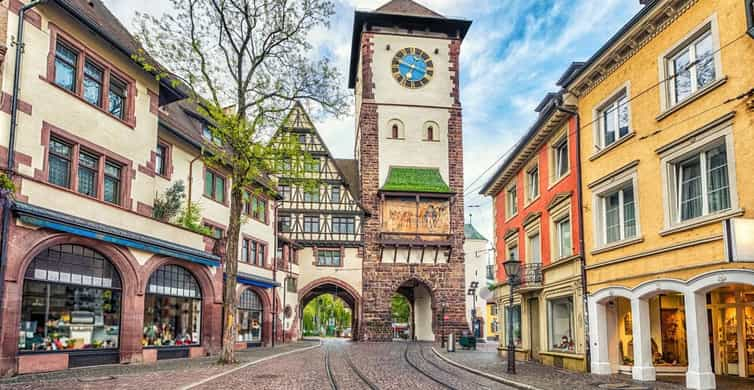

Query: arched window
388;119;404;139
423;122;440;141
238;289;264;343
20;244;122;351
143;265;202;347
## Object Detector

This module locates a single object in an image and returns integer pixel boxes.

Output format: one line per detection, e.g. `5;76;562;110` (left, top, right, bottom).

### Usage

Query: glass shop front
142;265;202;348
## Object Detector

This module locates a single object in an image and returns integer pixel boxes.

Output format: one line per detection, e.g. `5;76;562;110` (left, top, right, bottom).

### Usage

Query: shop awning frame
236;271;280;289
12;202;221;267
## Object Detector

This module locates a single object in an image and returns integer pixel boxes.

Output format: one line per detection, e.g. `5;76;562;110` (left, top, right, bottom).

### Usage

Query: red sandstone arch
236;285;274;346
141;255;224;353
1;233;143;368
298;277;361;340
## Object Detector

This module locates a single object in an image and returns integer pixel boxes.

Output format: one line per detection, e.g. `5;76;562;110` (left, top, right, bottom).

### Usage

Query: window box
46;25;136;128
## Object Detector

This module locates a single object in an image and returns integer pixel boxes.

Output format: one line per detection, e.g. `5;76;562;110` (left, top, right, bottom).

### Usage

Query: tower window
388;119;404;139
392;124;399;139
427;126;435;141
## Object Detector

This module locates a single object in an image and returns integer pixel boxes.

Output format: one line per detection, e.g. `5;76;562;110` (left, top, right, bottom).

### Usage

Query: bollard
447;333;455;352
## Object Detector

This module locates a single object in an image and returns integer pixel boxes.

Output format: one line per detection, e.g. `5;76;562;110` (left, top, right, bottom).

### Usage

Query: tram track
403;342;457;390
326;341;381;390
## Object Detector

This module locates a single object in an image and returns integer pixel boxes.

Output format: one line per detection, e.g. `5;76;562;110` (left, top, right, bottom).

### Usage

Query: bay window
548;297;575;352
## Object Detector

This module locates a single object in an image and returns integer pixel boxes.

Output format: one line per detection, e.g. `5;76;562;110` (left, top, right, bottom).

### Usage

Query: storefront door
529;298;540;362
709;285;754;377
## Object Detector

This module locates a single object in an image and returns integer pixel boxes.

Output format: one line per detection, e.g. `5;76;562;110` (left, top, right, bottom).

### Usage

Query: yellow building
486;300;499;341
558;0;754;388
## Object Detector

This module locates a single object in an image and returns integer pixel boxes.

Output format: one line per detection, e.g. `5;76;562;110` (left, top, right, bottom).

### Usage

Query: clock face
391;47;434;89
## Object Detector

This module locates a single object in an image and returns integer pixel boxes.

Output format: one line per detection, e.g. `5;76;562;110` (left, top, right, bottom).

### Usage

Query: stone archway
298;277;361;340
237;285;273;346
395;278;436;342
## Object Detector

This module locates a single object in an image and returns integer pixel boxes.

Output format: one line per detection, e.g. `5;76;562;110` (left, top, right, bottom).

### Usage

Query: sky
103;0;643;252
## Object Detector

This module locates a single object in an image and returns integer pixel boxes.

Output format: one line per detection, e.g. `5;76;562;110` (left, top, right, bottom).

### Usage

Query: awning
237;272;279;289
13;202;220;267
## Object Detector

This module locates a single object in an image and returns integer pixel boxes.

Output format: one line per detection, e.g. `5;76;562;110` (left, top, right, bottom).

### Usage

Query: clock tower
349;0;472;341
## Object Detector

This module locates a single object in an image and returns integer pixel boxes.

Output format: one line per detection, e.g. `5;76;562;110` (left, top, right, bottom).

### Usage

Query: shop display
19;245;122;352
548;297;574;352
238;289;264;343
142;265;202;347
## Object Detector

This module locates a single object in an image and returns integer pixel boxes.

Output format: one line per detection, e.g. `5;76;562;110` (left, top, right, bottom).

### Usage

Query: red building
481;91;588;371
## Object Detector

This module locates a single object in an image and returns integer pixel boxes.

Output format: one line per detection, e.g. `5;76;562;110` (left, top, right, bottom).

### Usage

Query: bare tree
133;0;348;363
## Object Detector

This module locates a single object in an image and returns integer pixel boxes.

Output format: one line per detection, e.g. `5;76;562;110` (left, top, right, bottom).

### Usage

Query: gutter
555;105;591;372
0;0;48;326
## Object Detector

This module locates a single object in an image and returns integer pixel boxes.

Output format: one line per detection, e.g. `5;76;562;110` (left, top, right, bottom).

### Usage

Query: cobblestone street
2;339;754;389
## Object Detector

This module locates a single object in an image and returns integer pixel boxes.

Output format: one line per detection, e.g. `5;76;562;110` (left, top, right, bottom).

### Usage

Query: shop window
303;216;320;233
548;296;574;352
143;265;202;347
238;289;263;343
204;169;226;204
19;244;122;352
317;249;341;266
504;304;522;347
332;216;355;234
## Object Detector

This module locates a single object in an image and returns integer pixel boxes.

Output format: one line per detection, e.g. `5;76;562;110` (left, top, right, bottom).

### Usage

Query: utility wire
463;31;749;197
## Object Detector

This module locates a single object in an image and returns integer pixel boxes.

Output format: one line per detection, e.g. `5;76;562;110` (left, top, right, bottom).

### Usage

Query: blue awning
13;202;221;267
236;271;279;289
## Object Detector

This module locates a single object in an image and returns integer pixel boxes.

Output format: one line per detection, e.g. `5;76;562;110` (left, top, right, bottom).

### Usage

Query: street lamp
502;259;521;374
468;281;479;338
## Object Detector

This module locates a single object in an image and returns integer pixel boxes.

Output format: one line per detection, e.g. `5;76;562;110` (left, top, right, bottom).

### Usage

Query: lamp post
502;259;521;374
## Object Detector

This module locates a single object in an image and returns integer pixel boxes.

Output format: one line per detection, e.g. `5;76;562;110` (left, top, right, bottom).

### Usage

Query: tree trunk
220;185;244;364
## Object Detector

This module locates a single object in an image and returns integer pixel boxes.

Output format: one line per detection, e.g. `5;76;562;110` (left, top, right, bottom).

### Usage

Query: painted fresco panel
382;197;449;238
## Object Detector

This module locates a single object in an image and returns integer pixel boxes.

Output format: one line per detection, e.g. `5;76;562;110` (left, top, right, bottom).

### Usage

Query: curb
181;341;322;389
430;347;544;390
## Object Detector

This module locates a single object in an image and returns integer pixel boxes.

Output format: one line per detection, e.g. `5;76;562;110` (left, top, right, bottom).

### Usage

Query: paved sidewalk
435;345;685;390
0;341;318;390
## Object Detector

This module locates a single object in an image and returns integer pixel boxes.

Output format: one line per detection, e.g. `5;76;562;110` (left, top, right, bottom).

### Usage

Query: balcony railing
517;263;543;291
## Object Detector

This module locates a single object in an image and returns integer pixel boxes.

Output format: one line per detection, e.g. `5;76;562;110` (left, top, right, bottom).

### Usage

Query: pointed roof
381;167;451;194
464;224;487;241
375;0;444;18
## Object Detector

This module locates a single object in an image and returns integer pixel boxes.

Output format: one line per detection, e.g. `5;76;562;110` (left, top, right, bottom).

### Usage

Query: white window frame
549;197;573;261
593;83;631;150
525;224;541;265
591;167;641;250
659;120;738;232
549;127;570;186
658;15;723;112
506;235;519;262
526;163;540;204
506;182;518;220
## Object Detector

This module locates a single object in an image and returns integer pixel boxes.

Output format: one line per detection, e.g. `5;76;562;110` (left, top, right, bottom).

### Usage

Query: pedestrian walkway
0;341;318;390
435;344;685;390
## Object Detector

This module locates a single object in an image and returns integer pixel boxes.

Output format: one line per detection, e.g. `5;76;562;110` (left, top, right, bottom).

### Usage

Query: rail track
326;343;380;390
403;342;505;390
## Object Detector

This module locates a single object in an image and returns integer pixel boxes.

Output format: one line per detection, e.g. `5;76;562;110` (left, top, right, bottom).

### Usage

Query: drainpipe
0;0;48;316
555;104;591;372
187;154;202;207
271;200;279;347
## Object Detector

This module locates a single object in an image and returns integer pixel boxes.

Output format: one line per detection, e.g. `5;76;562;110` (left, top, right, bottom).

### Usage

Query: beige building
0;0;293;375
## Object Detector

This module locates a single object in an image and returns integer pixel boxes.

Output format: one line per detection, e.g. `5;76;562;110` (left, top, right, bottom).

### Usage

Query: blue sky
104;0;643;248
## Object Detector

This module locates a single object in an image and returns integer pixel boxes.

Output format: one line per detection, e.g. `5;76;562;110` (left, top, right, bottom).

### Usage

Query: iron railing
518;263;543;289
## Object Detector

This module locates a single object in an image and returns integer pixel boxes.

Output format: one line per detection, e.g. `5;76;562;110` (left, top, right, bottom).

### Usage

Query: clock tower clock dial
391;47;434;89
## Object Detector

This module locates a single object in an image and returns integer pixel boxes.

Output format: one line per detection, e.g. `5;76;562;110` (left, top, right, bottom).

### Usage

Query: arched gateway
298;278;361;340
272;1;472;343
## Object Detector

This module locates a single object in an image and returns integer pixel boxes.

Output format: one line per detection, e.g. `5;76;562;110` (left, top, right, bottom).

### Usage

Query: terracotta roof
375;0;444;18
52;0;185;103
